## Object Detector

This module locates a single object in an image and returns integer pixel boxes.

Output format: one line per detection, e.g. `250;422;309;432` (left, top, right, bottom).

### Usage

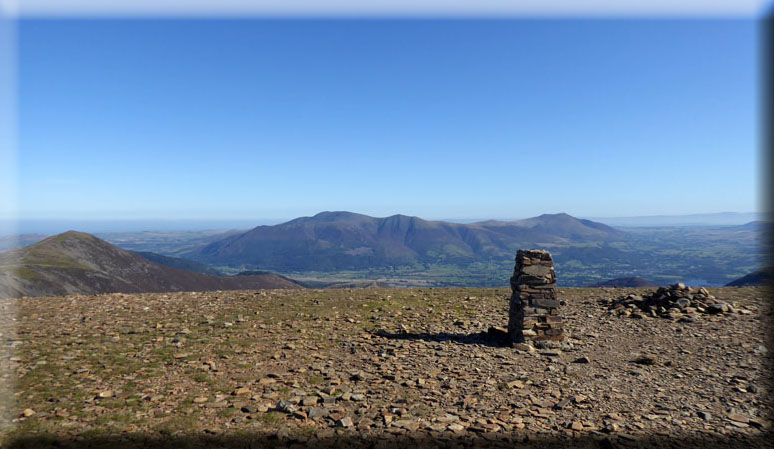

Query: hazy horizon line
0;210;766;237
0;210;763;221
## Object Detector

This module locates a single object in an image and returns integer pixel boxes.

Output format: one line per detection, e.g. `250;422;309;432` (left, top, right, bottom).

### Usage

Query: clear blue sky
16;19;759;221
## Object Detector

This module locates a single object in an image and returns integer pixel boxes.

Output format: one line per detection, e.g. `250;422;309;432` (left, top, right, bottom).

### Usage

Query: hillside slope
0;231;302;298
133;251;225;276
725;267;774;286
586;277;658;288
187;211;624;270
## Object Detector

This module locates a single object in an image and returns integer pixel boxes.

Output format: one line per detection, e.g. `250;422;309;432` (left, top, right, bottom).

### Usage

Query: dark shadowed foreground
4;432;772;449
0;287;771;448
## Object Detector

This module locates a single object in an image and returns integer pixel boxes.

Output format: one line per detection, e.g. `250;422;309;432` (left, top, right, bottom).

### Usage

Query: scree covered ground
0;287;771;448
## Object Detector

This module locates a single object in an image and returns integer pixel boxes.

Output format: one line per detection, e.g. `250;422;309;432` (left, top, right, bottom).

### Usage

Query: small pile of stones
609;283;733;319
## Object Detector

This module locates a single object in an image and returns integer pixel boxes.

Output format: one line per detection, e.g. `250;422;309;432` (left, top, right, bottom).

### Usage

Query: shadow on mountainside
373;328;512;348
4;431;773;449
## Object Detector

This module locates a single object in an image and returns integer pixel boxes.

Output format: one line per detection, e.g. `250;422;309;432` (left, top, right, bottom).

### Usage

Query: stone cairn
609;283;733;318
508;249;564;343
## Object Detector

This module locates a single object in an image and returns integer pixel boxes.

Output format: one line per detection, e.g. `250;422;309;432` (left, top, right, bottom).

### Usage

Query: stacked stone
508;249;564;343
609;283;732;318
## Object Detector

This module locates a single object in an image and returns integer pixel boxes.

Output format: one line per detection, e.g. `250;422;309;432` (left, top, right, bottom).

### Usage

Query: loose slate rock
308;407;329;419
727;413;750;424
336;417;354;428
632;356;656;365
96;390;113;399
610;284;732;319
275;400;296;414
697;411;712;421
540;349;562;357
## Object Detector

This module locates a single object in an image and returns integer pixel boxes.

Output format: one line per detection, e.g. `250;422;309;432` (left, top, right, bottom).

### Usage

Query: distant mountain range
3;212;764;237
185;211;624;271
587;271;772;288
586;277;658;288
0;211;765;290
589;212;768;227
0;232;302;298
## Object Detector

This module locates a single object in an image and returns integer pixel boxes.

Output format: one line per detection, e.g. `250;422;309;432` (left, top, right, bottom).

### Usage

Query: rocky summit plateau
0;285;770;448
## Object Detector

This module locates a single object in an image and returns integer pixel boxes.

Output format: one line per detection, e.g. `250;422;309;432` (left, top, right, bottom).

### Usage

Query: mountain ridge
0;231;302;298
186;211;624;271
725;267;774;287
586;277;658;288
